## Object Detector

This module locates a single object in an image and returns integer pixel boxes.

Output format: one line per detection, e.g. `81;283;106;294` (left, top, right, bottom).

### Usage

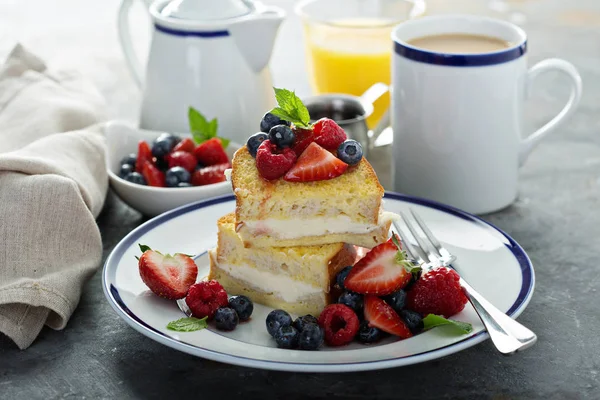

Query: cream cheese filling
241;209;399;239
210;250;322;303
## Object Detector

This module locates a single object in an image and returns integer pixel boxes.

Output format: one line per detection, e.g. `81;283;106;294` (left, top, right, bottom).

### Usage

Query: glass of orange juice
296;0;425;129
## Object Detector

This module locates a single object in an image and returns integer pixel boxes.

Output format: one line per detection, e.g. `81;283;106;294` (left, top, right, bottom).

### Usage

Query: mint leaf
270;88;311;128
166;317;208;332
188;107;218;144
423;314;473;334
139;244;151;253
217;136;230;148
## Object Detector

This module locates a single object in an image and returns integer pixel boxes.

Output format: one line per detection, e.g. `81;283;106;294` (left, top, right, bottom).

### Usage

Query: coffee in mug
407;33;511;53
391;15;582;214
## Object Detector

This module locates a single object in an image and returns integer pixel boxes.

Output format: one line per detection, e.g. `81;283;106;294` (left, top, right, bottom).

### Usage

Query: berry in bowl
106;113;239;216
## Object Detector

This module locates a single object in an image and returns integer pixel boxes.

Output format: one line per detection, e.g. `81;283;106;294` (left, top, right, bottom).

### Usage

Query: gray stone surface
1;0;600;398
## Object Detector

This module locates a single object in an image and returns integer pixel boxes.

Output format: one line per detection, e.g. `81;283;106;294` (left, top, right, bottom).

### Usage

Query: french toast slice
208;213;356;316
231;146;391;248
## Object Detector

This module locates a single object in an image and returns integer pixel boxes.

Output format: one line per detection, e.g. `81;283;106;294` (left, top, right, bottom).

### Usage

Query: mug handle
359;83;390;146
118;0;148;88
519;58;582;166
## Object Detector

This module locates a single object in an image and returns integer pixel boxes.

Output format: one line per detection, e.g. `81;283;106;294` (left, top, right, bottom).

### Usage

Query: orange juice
304;20;393;128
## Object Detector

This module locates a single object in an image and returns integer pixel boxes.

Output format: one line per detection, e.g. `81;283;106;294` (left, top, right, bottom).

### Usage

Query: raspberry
255;140;297;180
167;151;197;172
290;126;314;157
317;304;359;346
312;118;347;151
185;280;228;320
406;268;468;318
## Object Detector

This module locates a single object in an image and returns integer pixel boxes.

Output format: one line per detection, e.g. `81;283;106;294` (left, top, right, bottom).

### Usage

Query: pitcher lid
161;0;253;20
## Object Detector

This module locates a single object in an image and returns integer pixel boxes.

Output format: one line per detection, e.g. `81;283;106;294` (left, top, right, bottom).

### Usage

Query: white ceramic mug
391;15;582;214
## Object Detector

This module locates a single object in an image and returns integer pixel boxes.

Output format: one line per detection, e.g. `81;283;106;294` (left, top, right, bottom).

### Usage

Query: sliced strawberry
191;163;229;186
312;118;347;151
194;138;229;166
135;140;152;173
256;140;297;180
291;126;314;157
166;151;197;172
138;248;198;300
172;137;196;154
364;295;413;339
344;241;412;296
283;142;347;182
142;161;166;187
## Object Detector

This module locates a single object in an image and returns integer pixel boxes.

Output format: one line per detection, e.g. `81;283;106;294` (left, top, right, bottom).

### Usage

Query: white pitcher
118;0;285;143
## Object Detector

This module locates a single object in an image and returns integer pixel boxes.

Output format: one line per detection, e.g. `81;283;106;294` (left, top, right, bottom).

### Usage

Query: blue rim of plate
102;191;535;372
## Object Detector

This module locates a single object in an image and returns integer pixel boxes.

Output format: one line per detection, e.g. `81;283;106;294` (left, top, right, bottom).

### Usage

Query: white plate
102;192;535;372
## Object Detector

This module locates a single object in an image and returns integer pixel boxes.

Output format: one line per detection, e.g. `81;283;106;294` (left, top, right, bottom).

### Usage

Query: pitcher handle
118;0;146;88
519;58;582;166
360;83;390;145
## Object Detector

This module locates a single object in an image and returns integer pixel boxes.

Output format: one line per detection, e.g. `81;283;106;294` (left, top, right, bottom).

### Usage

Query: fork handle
459;278;537;355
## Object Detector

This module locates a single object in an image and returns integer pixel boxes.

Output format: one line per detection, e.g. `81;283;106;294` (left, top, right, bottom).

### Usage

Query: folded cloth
0;44;108;349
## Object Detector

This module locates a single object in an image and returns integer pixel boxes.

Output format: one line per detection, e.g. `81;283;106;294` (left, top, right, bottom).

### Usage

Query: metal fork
393;209;537;355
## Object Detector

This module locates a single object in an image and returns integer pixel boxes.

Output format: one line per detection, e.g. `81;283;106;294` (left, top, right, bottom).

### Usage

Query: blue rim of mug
392;15;528;67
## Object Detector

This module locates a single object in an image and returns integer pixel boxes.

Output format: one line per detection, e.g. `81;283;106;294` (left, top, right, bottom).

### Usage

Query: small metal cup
303;83;390;157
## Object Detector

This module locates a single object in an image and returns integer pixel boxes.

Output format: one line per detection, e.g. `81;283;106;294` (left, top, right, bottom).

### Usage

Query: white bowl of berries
105;120;239;216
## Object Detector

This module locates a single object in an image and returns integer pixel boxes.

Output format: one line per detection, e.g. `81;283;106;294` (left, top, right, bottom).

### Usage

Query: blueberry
154;156;169;171
229;296;254;321
383;289;407;314
120;153;137;167
124;172;146;185
195;162;205;171
337;140;364;166
357;320;382;343
274;325;299;349
338;291;363;315
293;315;318;332
335;266;353;290
246;132;268;158
165;166;191;187
119;163;134;178
177;182;193;187
266;309;292;337
214;307;239;331
268;125;295;149
260;112;290;133
297;324;324;350
400;310;424;334
151;138;173;158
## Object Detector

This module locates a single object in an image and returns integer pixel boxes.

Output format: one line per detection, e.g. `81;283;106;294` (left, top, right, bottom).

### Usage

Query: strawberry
364;295;412;339
312;118;347;151
135;140;152;173
291;126;314;157
191;163;229;186
172;137;196;154
194;138;229;166
138;245;198;300
166;151;197;172
283;142;348;182
344;238;416;296
256;140;297;180
142;160;166;187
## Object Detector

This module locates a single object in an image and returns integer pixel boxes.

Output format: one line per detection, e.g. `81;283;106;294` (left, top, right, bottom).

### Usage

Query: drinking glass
296;0;425;129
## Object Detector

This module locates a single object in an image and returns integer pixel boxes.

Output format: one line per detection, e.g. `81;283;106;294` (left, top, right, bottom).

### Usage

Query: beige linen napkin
0;44;108;349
